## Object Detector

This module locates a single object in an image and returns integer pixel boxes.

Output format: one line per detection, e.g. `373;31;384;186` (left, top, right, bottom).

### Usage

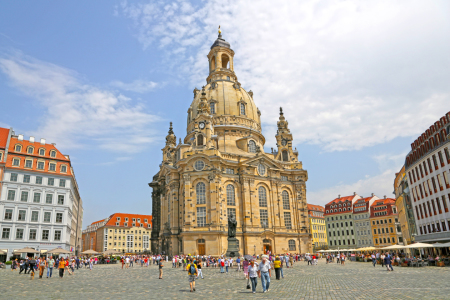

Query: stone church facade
149;31;312;256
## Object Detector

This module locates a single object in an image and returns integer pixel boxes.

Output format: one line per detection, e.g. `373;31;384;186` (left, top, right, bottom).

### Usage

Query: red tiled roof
91;219;105;225
307;204;324;212
324;195;360;216
104;213;153;228
5;134;72;176
326;196;355;205
0;128;9;148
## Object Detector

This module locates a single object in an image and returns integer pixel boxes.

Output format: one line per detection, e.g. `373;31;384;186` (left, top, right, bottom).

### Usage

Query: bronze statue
228;212;237;238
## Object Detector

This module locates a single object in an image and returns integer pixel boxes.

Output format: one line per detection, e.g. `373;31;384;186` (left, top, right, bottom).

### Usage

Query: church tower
150;28;312;257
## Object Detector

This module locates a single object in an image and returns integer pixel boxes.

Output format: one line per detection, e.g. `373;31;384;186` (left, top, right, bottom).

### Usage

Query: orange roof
104;213;153;228
0;128;9;149
371;198;396;206
307;204;324;212
326;195;355;205
91;219;105;225
5;133;72;176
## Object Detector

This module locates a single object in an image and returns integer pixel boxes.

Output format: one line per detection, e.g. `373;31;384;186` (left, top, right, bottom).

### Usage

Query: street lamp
254;245;256;256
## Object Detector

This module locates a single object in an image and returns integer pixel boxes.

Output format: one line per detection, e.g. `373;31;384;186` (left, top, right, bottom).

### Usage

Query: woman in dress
243;258;249;279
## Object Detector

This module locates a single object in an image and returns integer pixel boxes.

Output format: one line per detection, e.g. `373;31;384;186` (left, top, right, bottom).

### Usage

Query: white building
405;112;450;243
353;195;379;247
0;128;83;260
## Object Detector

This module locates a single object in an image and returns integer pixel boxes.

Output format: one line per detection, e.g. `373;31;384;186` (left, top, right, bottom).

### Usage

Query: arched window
282;150;288;161
248;140;256;153
258;186;267;207
39;148;45;156
50;150;56;158
226;184;235;206
15;144;22;152
27;147;34;154
288;239;296;250
198;239;205;244
196;182;206;204
282;190;290;209
240;103;245;115
197;134;204;146
210;102;215;114
221;54;229;68
263;239;271;244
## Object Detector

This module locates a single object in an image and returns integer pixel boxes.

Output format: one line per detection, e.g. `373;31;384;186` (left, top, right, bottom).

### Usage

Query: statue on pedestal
225;212;240;257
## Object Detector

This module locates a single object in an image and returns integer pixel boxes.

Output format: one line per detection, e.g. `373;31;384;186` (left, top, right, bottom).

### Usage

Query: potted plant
401;258;408;267
436;258;445;267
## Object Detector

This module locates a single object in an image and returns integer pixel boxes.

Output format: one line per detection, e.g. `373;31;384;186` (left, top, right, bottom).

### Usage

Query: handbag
246;278;251;289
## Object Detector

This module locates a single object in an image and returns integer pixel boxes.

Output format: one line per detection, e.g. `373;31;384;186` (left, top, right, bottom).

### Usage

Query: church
149;29;312;256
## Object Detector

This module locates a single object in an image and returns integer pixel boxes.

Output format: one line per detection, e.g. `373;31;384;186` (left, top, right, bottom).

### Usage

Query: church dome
187;81;260;133
187;32;261;135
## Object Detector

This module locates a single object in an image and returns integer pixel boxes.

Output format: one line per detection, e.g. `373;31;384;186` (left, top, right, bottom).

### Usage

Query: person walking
58;258;66;278
29;257;36;280
274;257;281;280
225;258;230;273
186;258;198;292
380;253;385;267
248;259;259;294
196;259;204;279
280;257;284;279
243;258;249;279
46;256;54;278
39;257;46;279
257;255;272;293
385;253;394;271
126;256;130;269
158;258;164;279
371;253;376;267
236;257;241;272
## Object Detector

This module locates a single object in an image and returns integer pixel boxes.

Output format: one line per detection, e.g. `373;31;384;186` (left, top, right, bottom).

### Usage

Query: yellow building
370;198;401;247
82;213;152;254
149;30;312;256
394;166;415;245
308;204;327;251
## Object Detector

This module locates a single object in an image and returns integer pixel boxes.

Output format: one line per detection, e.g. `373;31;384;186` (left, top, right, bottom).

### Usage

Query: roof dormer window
39;148;45;156
15;145;22;152
27;147;34;154
50;150;56;158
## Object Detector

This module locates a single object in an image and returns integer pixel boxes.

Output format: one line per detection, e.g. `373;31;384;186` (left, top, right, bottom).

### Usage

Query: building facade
0;128;83;260
405;112;450;243
394;166;416;245
353;195;378;247
82;213;152;254
308;204;327;251
149;31;312;256
324;194;361;249
370;197;401;247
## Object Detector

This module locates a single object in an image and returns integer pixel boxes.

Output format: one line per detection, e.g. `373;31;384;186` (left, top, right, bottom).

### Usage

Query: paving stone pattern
0;260;449;299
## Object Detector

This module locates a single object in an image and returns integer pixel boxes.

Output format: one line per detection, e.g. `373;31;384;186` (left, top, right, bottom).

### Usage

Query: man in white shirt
257;255;272;293
125;256;130;269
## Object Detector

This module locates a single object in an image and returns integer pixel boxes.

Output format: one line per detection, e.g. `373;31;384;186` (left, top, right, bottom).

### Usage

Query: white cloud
119;0;450;151
111;79;160;93
0;53;160;152
308;169;396;206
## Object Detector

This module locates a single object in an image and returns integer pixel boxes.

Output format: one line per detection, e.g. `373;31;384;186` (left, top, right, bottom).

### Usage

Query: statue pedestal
225;237;241;257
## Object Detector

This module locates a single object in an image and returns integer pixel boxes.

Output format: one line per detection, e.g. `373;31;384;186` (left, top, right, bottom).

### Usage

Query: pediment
240;154;284;170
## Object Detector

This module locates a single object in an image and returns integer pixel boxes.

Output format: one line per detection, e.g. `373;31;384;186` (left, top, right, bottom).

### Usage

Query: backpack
189;264;196;274
221;261;225;267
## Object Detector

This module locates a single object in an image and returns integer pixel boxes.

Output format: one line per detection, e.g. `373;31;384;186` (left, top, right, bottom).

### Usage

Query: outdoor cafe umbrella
47;248;72;254
0;250;6;255
14;247;40;254
380;244;407;250
81;249;100;255
404;242;434;259
244;254;254;260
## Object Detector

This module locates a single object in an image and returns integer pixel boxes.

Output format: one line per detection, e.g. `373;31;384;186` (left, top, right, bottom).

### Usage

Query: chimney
338;194;340;198
40;138;46;145
29;136;35;143
18;134;23;141
51;143;56;146
353;192;356;196
384;195;386;199
371;193;374;197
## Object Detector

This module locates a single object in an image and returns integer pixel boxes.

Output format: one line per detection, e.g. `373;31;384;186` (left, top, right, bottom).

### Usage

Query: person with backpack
186;258;198;292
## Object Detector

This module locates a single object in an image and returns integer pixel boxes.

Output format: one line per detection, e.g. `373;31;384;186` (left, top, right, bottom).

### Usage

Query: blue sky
1;0;449;228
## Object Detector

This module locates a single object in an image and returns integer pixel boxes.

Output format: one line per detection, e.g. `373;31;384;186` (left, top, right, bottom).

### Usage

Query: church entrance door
198;244;205;255
263;244;272;254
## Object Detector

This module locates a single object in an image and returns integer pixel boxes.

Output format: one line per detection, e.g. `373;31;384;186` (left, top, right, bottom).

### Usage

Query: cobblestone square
1;259;450;299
